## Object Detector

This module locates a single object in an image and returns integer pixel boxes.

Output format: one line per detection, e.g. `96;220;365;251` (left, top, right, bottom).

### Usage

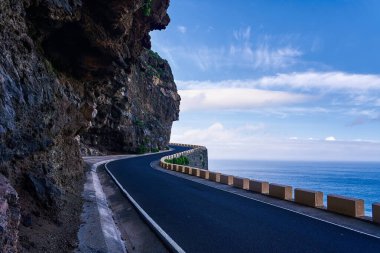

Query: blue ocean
209;160;380;215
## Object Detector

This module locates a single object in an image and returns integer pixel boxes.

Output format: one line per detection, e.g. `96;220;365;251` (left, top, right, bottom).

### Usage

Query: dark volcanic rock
81;49;180;153
0;0;179;251
25;173;62;208
0;175;21;253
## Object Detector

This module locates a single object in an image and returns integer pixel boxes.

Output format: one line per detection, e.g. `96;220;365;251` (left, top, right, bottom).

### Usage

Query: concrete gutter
76;159;128;253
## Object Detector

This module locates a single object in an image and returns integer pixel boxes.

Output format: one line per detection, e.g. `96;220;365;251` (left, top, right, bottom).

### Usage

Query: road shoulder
97;164;169;253
76;154;169;253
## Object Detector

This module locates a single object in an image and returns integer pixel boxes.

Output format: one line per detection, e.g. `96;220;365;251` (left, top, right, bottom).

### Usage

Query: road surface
106;146;380;253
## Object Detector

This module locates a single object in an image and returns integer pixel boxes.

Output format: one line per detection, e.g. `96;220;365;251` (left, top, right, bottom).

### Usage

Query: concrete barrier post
294;188;324;207
191;168;200;177
327;194;364;218
249;180;269;194
269;183;293;200
233;177;249;190
220;174;233;185
209;172;221;182
373;203;380;224
200;170;210;179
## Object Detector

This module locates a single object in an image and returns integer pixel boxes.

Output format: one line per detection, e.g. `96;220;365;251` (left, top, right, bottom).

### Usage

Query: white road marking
105;161;186;253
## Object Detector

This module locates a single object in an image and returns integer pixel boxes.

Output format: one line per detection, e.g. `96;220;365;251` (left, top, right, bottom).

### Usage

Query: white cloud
177;25;187;34
349;109;380;120
325;136;336;141
171;123;380;161
173;123;236;144
229;27;302;70
179;88;310;111
176;71;380;91
233;26;252;41
256;72;380;91
347;109;380;125
176;71;380;115
153;27;302;72
252;46;302;69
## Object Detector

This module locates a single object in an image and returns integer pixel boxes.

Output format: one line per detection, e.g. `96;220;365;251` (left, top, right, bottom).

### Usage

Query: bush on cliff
165;156;189;166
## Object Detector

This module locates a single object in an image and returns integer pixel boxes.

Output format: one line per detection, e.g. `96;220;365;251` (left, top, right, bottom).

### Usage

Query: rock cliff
0;0;179;251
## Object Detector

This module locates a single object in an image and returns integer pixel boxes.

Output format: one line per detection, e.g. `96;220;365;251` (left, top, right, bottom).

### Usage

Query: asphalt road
107;146;380;253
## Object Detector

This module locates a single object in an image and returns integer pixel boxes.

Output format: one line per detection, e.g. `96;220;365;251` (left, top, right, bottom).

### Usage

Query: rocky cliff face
0;0;179;251
80;49;179;154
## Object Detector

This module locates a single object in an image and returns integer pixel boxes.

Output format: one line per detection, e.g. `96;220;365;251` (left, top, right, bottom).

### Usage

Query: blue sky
151;0;380;161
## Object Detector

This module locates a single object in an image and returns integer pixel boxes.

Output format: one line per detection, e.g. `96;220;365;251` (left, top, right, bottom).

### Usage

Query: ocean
209;159;380;215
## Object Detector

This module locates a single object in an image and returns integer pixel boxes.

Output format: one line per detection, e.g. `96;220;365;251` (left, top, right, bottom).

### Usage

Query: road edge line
105;162;186;253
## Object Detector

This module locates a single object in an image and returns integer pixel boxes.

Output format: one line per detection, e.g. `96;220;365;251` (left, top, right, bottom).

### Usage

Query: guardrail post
269;183;293;200
220;174;233;185
209;172;221;182
327;194;364;218
233;177;249;190
373;203;380;224
190;168;200;177
294;188;324;207
249;180;269;194
200;170;209;179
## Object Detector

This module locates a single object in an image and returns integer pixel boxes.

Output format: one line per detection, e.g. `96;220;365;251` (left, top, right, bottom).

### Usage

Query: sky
151;0;380;161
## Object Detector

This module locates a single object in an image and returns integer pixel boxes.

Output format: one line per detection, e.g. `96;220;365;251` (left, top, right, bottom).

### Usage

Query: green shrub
137;145;148;154
148;49;161;60
165;156;189;165
151;147;160;153
143;0;153;16
133;119;144;127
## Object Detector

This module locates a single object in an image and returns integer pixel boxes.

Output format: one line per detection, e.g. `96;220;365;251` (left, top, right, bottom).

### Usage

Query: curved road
107;146;380;253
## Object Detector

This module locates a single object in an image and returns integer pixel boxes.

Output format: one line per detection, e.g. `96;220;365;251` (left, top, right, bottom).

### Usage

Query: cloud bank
177;71;380;91
179;88;309;111
171;123;380;161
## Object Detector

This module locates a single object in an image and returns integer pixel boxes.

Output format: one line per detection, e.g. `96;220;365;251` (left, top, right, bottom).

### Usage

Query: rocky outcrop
0;175;20;253
80;49;180;154
184;147;208;170
0;0;179;251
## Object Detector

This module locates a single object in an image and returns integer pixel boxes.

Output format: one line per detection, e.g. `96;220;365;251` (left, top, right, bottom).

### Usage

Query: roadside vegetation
165;156;189;165
143;0;153;16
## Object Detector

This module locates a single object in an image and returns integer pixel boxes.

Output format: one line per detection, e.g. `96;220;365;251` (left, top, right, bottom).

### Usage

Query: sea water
210;160;380;215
